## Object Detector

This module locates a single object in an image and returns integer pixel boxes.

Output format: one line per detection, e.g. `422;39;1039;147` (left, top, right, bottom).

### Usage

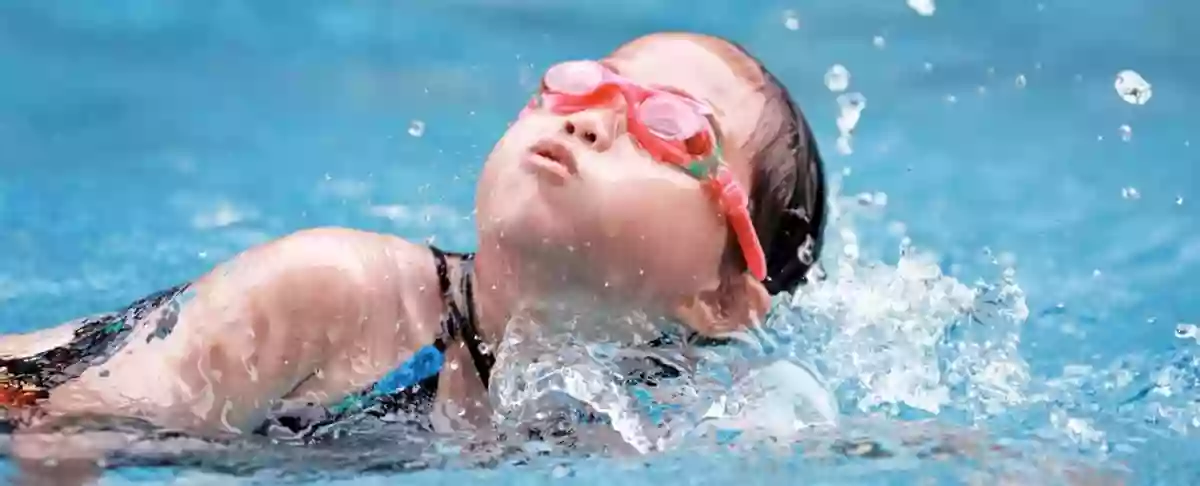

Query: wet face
476;34;768;314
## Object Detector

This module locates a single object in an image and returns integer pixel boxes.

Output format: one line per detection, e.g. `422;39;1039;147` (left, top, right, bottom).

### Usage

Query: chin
478;193;578;255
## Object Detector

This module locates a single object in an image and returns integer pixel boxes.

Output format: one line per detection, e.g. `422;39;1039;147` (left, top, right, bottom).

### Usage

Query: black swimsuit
253;247;497;439
1;246;688;441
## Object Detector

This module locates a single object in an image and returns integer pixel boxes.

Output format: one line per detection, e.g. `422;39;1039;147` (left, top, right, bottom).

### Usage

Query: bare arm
44;227;446;435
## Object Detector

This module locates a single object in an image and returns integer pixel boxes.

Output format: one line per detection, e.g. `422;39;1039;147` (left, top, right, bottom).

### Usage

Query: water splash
483;173;1034;456
487;317;659;453
778;174;1031;420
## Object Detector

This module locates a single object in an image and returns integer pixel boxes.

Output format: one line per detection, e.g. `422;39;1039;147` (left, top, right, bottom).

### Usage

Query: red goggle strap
710;165;767;281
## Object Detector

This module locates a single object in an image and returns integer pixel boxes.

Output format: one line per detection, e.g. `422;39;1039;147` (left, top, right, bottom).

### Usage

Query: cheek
476;120;545;206
585;179;728;290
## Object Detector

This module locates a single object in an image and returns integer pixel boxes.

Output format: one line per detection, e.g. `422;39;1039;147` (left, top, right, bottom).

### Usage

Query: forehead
605;36;766;148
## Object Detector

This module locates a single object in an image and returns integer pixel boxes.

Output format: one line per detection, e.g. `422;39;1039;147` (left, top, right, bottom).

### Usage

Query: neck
471;244;677;352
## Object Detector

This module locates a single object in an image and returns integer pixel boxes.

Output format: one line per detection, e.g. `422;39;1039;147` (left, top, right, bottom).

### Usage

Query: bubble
824;64;850;92
1121;187;1141;200
1015;74;1027;88
782;10;800;30
1176;196;1184;205
1119;124;1133;142
1114;70;1152;105
907;0;936;16
408;120;425;137
923;62;934;72
873;35;886;48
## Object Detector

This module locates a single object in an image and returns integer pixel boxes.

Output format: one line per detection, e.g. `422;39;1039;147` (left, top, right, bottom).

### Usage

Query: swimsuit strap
428;247;493;389
320;247;488;422
454;254;495;389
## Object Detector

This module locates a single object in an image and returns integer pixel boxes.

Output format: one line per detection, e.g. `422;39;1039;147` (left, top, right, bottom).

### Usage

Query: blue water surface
1;0;1198;484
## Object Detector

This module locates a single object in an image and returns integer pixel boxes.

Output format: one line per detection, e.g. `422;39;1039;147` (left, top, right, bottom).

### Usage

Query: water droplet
1114;70;1152;105
836;92;867;133
1121;187;1141;200
1015;74;1027;88
843;243;860;260
873;35;886;48
551;464;574;479
836;135;853;155
907;0;936;16
824;64;850;92
1176;195;1184;205
782;10;800;30
1119;124;1133;142
408;120;426;137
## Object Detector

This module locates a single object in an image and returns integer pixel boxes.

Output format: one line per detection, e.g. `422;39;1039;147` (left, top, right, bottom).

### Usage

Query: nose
561;109;618;151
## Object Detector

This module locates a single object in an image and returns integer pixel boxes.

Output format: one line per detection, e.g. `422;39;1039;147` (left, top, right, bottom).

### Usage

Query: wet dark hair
727;41;828;295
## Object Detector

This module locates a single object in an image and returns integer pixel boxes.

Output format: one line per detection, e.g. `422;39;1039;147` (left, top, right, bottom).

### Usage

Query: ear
673;272;771;337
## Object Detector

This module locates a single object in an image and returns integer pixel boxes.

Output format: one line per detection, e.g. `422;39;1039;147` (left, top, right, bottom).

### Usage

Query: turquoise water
2;0;1198;484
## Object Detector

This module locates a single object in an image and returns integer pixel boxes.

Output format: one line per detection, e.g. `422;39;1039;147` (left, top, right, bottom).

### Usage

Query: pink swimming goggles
522;60;767;281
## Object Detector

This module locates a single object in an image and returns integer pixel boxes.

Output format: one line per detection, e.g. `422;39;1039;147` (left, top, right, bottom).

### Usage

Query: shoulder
194;227;442;322
222;227;433;280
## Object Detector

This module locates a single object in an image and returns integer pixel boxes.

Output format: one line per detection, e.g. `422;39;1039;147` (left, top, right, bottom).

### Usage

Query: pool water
2;0;1198;484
